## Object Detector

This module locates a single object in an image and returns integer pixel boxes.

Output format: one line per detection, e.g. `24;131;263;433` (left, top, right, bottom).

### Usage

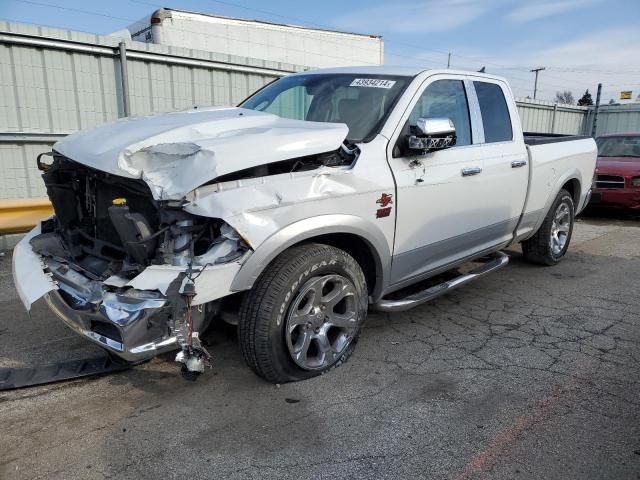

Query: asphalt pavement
1;212;639;480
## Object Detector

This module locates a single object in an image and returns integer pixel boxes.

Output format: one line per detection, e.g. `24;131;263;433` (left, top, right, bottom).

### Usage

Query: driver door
388;76;488;286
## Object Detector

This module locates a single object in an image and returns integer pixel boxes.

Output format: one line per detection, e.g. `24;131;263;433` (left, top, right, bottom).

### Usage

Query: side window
474;81;513;143
407;79;471;147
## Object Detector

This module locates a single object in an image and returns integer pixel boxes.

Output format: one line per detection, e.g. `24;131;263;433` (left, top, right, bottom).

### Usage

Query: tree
555;91;575;104
577;90;593;106
608;99;616;105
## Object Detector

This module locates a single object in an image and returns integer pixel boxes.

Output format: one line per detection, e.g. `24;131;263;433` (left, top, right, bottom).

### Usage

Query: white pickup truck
13;67;596;383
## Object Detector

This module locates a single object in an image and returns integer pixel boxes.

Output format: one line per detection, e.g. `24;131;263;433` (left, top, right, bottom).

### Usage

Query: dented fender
228;214;391;299
180;136;397;300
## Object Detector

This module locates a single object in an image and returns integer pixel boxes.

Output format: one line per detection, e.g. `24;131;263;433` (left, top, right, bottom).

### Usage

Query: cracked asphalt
1;212;639;480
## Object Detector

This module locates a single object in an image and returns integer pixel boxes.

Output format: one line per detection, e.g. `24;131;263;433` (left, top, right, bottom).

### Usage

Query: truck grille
595;175;625;189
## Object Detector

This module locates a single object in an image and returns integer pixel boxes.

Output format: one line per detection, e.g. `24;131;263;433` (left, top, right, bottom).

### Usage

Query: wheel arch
529;170;582;238
230;215;392;301
561;177;581;207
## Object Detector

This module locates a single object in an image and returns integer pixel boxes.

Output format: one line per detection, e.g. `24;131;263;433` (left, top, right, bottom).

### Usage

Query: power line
4;0;589;91
8;0;133;22
4;0;386;66
127;0;446;67
202;0;600;90
6;0;617;96
136;1;443;75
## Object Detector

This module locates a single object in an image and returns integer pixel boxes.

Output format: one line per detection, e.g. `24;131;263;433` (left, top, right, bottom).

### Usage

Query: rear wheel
522;189;575;265
238;243;368;383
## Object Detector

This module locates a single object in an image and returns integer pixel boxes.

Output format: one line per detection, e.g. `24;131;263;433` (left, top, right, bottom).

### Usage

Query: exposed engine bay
31;153;252;378
35;153;246;279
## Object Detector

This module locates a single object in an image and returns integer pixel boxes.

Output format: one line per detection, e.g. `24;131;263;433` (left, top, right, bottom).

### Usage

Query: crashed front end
12;107;353;378
14;153;249;372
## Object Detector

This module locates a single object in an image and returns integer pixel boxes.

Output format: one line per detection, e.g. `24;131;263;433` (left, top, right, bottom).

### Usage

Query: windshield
596;136;640;158
240;73;411;143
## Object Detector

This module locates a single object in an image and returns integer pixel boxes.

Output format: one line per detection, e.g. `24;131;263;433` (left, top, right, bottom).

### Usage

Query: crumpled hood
54;107;348;200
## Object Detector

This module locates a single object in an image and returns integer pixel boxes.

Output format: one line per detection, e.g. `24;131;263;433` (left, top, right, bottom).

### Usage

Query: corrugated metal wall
589;104;640;136
515;97;589;134
517;98;640;138
0;21;304;206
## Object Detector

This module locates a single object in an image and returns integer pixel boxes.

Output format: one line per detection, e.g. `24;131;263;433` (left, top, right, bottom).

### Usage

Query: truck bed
524;132;592;146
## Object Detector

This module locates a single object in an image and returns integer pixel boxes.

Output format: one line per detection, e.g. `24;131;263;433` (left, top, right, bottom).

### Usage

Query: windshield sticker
350;78;396;89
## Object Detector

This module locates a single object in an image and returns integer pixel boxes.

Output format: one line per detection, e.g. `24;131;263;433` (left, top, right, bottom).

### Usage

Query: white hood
54;107;348;200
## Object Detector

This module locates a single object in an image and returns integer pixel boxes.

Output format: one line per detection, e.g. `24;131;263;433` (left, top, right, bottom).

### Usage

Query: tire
522;189;575;265
238;243;368;383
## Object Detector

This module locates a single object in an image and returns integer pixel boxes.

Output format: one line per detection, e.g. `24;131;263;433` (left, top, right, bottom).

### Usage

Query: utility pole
530;67;545;100
447;52;451;69
591;83;602;137
118;41;130;117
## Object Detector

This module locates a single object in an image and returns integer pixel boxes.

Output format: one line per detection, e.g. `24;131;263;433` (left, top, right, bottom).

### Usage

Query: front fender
229;214;392;300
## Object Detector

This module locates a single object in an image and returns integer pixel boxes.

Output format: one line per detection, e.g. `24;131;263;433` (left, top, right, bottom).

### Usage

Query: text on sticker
350;78;397;89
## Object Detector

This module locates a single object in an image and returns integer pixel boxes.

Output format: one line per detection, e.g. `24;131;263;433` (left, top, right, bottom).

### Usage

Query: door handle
511;159;527;168
461;167;482;177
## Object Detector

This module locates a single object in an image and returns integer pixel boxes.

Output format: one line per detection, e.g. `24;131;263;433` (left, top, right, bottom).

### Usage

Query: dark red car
591;133;640;209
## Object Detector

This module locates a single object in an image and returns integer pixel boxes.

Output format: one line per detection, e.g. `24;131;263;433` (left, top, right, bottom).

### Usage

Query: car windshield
240;73;411;143
596;136;640;158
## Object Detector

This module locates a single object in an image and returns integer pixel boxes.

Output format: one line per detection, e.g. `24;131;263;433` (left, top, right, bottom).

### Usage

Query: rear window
474;82;513;143
596;136;640;157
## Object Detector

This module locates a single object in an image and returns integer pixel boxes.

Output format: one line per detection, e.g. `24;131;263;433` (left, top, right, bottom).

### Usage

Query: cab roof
289;66;509;83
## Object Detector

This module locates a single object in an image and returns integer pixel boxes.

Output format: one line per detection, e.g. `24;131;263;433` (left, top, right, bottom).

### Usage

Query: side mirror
406;117;457;152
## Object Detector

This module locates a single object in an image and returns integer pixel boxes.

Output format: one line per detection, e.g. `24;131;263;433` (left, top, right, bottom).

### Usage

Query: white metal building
127;8;384;69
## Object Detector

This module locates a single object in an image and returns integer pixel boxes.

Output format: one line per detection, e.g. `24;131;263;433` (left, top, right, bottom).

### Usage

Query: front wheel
238;243;368;383
522;189;575;265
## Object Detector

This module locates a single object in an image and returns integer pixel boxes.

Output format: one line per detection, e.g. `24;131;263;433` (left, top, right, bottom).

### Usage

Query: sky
1;0;639;102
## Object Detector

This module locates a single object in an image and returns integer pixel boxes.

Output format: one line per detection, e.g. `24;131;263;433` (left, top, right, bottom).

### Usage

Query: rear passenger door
471;80;528;249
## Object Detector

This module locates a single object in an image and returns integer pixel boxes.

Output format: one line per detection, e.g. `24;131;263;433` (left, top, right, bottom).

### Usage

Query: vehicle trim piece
461;166;482;176
11;224;57;310
0;354;136;391
511;159;527;168
389;217;518;285
373;251;509;312
464;79;485;144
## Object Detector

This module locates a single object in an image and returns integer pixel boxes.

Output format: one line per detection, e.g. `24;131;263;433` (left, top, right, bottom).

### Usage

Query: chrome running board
372;251;509;313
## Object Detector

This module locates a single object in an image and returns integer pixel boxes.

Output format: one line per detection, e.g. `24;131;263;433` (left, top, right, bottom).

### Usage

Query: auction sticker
350;78;396;88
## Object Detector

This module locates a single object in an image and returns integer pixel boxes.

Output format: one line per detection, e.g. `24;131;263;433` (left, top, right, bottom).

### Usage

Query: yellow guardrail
0;198;53;234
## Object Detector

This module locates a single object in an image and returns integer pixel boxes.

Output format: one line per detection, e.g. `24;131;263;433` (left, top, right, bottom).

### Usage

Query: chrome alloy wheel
550;202;571;255
285;274;359;370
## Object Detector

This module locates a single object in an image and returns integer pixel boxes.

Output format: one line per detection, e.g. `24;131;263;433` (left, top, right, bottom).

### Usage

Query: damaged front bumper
44;288;176;361
13;224;248;362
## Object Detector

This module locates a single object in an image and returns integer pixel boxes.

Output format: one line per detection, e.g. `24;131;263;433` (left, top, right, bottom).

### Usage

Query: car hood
54;107;349;200
596;156;640;176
